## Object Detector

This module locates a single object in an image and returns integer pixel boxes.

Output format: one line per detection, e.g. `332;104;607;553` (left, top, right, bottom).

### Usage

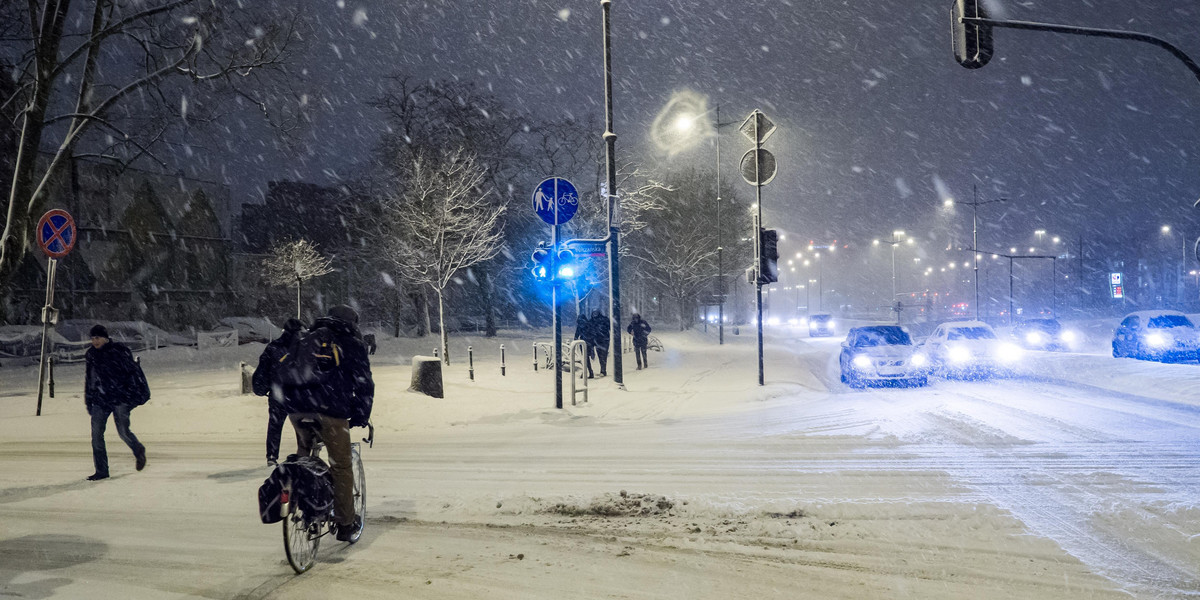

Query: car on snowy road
1111;310;1200;362
838;325;928;388
1012;317;1079;351
808;313;836;337
919;320;1024;379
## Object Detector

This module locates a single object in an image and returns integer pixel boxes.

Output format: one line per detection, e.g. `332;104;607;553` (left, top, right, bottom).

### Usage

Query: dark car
1111;310;1200;362
839;325;928;388
1012;318;1079;351
808;313;836;337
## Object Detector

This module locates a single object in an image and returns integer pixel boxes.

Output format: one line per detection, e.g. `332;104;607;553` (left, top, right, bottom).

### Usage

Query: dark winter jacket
590;311;611;348
252;329;298;404
627;317;652;346
85;341;140;411
283;316;374;426
574;316;593;345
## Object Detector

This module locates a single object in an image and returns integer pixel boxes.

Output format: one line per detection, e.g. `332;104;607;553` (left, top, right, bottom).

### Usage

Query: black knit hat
328;305;359;325
89;324;108;339
283;318;303;332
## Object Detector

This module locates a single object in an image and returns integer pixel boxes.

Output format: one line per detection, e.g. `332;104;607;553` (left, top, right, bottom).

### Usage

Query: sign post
740;110;777;387
534;177;579;409
34;209;76;416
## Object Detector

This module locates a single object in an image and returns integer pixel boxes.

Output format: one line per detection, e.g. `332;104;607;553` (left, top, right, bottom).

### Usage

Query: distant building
7;157;235;329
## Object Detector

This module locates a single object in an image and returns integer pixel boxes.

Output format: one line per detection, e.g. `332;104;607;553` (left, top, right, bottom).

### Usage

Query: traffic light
758;228;779;285
951;0;993;69
556;248;578;280
530;243;550;281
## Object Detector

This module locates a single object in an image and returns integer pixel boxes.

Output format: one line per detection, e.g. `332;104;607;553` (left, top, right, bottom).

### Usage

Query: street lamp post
944;185;1006;320
600;0;624;386
873;230;911;322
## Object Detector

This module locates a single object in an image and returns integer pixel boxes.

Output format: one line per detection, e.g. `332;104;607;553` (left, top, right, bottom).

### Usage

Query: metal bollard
500;344;506;376
532;344;538;371
433;347;439;358
48;355;55;398
468;346;474;381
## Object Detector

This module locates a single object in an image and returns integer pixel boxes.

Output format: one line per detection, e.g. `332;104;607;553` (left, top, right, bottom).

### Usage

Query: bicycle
281;419;373;574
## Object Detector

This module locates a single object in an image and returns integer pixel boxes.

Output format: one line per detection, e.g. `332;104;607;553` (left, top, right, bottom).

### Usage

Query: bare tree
0;1;299;299
379;148;505;365
263;239;334;319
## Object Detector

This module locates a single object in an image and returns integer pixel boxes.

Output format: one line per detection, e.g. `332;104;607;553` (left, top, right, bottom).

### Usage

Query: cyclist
284;305;374;542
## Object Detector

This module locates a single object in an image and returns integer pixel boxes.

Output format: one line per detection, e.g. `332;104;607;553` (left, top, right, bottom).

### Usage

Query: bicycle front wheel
283;502;321;574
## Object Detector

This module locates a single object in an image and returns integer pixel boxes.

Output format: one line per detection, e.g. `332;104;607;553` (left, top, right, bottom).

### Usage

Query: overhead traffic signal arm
949;1;1200;85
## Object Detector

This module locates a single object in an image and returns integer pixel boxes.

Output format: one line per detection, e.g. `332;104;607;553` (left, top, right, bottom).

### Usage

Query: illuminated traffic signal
556;248;577;280
951;0;993;69
759;228;779;284
530;243;551;281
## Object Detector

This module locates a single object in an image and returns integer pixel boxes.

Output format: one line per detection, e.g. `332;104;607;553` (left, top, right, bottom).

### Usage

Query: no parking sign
36;209;76;258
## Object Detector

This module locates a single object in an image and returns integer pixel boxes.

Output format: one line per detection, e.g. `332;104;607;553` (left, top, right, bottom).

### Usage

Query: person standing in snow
252;317;304;466
84;325;147;480
627;313;652;370
573;313;595;378
283;305;374;542
589;309;611;377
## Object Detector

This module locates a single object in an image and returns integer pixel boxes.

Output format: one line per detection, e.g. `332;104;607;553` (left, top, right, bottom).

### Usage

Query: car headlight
997;342;1024;363
947;345;972;364
828;320;837;330
1058;330;1076;343
1146;332;1169;348
852;354;872;369
1025;332;1044;345
909;353;928;367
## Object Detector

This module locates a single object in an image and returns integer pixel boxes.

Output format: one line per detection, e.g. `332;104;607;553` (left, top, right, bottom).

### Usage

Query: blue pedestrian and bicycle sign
36;209;76;259
532;177;579;225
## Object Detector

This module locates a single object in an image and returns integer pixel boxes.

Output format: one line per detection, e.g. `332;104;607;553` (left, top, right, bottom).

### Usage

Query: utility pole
600;0;623;386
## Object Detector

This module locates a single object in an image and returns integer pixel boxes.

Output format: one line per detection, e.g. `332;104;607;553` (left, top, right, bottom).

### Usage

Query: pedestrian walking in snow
84;325;148;480
627;313;652;370
574;314;595;378
281;305;374;542
252;317;304;466
590;309;611;377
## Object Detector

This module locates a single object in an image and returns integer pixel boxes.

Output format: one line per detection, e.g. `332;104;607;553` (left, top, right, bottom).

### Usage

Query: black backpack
272;327;341;387
130;360;151;406
257;455;334;524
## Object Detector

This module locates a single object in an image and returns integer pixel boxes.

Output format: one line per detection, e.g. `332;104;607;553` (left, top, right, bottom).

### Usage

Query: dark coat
574;316;593;345
252;330;298;404
590;312;611;347
283;316;374;426
627;317;652;346
85;341;140;411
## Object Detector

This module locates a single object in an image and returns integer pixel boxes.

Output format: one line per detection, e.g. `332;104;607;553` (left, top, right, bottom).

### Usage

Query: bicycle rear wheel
283;501;321;573
345;445;366;544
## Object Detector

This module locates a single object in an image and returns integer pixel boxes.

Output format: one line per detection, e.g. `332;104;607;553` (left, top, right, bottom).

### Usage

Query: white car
839;325;928;388
920;321;1024;379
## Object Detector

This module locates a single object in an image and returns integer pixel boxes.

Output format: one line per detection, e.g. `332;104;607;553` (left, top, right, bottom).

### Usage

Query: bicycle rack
568;339;588;405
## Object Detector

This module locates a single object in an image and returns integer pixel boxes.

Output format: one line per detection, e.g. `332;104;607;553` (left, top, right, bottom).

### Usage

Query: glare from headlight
947;346;971;364
997;342;1024;363
1025;332;1044;345
852;354;872;369
1059;330;1077;343
1146;332;1169;348
910;353;928;367
828;320;837;330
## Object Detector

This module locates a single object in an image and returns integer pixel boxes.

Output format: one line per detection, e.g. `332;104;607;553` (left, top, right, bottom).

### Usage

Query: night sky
207;0;1200;307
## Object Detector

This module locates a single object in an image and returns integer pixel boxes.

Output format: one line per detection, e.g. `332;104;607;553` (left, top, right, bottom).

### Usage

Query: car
1111;310;1200;362
808;313;836;337
920;320;1024;379
1012;318;1079;351
839;325;928;388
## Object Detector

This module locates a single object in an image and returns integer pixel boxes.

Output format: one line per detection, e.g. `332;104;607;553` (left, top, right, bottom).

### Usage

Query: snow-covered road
1;327;1197;598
